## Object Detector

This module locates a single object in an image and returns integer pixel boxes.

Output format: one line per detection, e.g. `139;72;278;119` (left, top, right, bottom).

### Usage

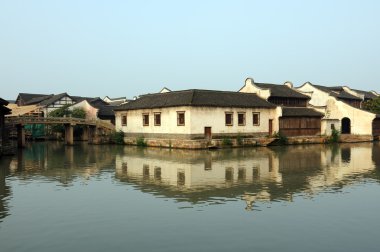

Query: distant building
68;97;117;124
15;92;76;116
103;96;128;106
15;93;50;106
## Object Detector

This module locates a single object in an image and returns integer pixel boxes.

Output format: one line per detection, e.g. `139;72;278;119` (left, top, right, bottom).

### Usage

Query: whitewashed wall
325;98;375;135
115;106;280;136
239;78;271;100
296;82;331;107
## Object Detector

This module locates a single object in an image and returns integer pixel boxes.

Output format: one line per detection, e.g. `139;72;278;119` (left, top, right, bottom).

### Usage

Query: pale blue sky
1;0;379;100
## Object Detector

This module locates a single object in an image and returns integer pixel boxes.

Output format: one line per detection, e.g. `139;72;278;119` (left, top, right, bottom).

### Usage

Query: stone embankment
123;134;377;149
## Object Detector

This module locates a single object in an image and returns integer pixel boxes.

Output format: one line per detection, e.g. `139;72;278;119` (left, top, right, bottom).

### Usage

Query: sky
1;0;380;100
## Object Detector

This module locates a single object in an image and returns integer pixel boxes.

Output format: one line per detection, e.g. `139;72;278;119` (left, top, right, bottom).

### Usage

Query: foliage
48;104;71;117
111;131;125;145
273;131;288;145
327;129;340;143
222;137;233;146
236;134;243;145
48;106;87;135
363;96;380;114
136;137;147;147
71;108;86;119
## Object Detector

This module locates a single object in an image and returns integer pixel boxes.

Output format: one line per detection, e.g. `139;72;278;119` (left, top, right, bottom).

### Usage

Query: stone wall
123;134;376;149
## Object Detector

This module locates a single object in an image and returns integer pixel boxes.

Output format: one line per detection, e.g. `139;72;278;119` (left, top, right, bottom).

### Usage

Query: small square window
238;113;245;126
121;114;127;126
154;113;161;126
143;113;149;126
253;113;260;126
177;111;185;126
225;112;233;126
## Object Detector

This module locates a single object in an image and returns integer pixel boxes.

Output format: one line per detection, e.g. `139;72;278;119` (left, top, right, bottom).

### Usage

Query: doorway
341;117;351;134
204;127;212;141
269;119;273;136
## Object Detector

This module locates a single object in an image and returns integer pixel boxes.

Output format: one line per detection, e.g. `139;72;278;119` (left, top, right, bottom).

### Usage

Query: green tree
363;97;380;114
48;106;87;136
71;108;86;119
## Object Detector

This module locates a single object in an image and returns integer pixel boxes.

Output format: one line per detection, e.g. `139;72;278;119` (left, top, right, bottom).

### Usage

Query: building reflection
0;157;12;222
7;142;118;185
115;143;377;210
0;142;378;223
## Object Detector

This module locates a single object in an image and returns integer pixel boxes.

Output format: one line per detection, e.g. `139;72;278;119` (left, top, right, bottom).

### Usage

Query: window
143;113;149;126
121;114;127;126
154;113;161;126
177;111;185;126
253;112;260;126
225;112;233;126
238;112;246;126
143;164;149;178
154;167;161;180
225;167;233;181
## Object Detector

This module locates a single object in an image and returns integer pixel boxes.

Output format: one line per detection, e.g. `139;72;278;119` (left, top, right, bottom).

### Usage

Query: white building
297;82;380;136
114;89;281;147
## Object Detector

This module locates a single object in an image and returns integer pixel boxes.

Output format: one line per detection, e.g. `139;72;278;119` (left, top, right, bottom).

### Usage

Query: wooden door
204;127;212;141
269;119;273;136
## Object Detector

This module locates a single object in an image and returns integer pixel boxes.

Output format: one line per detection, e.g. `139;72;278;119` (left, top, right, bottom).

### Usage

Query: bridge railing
5;116;115;131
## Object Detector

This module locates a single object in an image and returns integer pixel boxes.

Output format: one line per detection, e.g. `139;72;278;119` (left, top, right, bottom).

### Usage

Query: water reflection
115;143;380;209
0;142;380;222
0;157;12;221
7;142;118;185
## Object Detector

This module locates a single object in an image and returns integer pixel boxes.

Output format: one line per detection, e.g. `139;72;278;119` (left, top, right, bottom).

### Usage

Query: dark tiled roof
335;90;362;100
115;89;276;111
24;95;53;105
98;106;117;117
312;85;362;101
89;98;110;107
255;83;310;99
352;89;378;100
71;96;97;103
40;93;71;106
281;107;324;117
17;93;49;102
107;100;126;106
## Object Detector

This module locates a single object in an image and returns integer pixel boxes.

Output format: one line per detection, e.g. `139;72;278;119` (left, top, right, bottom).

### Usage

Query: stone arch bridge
5;116;115;147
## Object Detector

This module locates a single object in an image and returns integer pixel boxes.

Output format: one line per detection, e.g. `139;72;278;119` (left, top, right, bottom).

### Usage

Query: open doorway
341;117;351;134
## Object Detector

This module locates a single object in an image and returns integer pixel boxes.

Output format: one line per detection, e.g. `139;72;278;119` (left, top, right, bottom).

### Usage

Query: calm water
1;142;380;252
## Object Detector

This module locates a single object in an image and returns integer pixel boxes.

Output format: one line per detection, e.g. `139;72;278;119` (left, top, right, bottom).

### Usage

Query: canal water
1;142;380;252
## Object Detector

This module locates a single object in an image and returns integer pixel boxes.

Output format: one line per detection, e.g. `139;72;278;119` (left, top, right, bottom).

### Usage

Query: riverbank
122;134;376;149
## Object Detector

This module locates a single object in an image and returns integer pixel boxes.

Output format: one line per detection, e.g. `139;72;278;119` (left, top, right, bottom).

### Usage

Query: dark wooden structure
254;83;310;107
279;108;323;137
0;98;12;156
